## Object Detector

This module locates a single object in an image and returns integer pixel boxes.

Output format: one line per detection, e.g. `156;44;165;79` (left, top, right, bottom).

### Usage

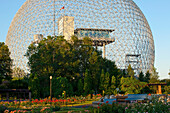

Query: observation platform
74;28;115;46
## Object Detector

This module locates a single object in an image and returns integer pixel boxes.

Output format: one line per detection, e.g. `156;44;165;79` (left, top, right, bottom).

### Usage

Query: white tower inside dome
58;16;74;40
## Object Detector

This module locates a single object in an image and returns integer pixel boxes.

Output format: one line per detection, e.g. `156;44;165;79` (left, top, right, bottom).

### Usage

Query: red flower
106;101;109;103
97;106;100;109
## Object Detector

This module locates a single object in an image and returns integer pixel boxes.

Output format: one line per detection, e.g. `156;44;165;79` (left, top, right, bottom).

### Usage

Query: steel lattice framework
6;0;154;74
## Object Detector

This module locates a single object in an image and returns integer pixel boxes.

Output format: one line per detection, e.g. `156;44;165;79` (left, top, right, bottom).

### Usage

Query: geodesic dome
6;0;154;74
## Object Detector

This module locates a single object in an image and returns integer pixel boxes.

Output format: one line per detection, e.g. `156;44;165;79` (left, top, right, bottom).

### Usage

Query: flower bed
90;95;170;113
0;94;102;112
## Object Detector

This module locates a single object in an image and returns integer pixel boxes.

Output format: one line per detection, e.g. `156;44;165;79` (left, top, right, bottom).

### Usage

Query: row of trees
0;36;169;98
25;36;122;98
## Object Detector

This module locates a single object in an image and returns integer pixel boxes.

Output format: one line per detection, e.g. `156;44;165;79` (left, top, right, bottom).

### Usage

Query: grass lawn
61;100;93;107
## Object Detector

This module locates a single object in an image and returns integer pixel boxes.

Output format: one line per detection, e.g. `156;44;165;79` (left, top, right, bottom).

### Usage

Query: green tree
127;64;134;77
0;42;12;84
53;76;73;98
104;72;110;94
149;67;160;93
144;70;151;83
77;78;83;95
120;77;147;94
108;75;116;95
149;67;159;83
28;73;40;98
138;71;144;82
164;86;170;94
12;67;27;78
84;69;92;95
25;35;121;97
99;69;105;92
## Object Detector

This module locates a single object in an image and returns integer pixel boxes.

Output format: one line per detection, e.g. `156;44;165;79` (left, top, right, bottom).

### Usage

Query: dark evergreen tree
78;78;83;95
127;64;134;77
99;69;105;92
144;70;151;83
149;67;159;83
104;72;110;94
84;69;92;95
109;75;116;94
139;71;144;82
0;42;12;84
52;76;73;98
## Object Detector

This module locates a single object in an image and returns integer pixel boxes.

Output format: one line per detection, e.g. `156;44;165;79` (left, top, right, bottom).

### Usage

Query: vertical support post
50;76;52;100
158;85;162;94
103;43;106;58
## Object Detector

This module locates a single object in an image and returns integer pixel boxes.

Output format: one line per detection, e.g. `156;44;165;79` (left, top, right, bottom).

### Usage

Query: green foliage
12;67;27;78
99;69;105;91
91;96;169;113
9;77;28;89
125;97;169;113
29;73;40;98
149;67;159;83
120;77;147;94
84;69;92;95
52;106;60;111
164;86;170;94
144;70;151;83
138;71;144;82
0;104;7;112
127;64;134;77
109;75;116;94
104;72;110;94
53;76;73;98
0;42;12;84
26;35;121;97
78;78;83;95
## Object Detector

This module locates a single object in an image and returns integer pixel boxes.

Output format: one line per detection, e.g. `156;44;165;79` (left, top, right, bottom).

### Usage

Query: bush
90;96;169;113
52;106;60;111
0;104;7;113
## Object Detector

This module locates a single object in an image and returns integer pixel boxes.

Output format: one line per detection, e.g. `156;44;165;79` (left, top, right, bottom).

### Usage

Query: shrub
52;106;60;111
0;104;7;113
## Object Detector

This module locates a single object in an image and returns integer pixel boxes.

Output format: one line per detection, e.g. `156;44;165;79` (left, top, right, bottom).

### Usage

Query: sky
0;0;169;79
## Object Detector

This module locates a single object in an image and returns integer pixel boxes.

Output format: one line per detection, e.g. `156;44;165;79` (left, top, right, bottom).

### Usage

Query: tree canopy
26;35;121;98
0;42;12;84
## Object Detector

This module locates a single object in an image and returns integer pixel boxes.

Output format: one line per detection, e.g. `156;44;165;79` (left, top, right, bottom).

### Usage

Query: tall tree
84;69;92;95
109;75;116;94
52;76;73;98
104;72;110;94
99;69;105;91
78;78;83;95
144;70;151;83
149;67;159;83
28;73;40;98
127;64;134;77
12;67;27;78
138;71;144;82
0;42;12;84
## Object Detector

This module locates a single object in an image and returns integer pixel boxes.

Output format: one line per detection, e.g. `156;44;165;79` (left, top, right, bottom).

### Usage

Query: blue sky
0;0;169;79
